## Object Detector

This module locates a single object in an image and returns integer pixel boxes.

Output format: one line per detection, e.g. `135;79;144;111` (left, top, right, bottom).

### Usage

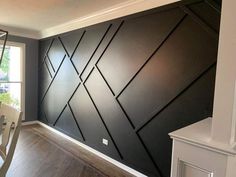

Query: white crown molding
1;0;179;39
0;25;41;39
40;0;179;39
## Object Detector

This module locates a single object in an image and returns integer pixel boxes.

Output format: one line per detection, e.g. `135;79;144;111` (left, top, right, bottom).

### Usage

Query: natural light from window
0;44;24;111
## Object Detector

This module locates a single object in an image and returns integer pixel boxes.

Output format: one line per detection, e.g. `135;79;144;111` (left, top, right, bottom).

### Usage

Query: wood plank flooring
3;124;134;177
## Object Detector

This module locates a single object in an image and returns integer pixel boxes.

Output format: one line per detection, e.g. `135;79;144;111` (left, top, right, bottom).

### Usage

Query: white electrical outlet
102;138;108;146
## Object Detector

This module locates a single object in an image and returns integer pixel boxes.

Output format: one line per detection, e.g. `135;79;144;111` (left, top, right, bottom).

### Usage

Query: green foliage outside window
0;93;19;106
1;49;10;73
0;48;9;80
0;48;20;108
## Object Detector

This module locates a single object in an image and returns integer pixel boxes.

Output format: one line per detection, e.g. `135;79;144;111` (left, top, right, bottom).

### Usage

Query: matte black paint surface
38;1;220;176
85;69;159;175
60;30;84;57
47;38;66;72
55;105;84;141
69;85;121;160
72;24;110;75
97;8;185;94
39;63;51;97
119;16;218;128
188;2;221;32
139;67;216;177
42;57;80;124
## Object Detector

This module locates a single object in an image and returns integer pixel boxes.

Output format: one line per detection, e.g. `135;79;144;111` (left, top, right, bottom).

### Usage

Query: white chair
0;103;22;177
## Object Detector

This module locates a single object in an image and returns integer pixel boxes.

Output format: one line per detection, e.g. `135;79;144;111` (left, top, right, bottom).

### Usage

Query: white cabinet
170;118;235;177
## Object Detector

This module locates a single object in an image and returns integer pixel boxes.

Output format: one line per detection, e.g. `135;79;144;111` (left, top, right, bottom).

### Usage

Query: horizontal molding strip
2;0;179;39
22;120;147;177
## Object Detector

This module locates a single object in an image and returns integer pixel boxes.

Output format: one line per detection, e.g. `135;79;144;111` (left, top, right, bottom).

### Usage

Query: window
0;41;25;119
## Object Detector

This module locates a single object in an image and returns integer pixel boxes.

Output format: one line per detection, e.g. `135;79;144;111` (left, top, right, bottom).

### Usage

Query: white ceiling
0;0;178;39
0;0;128;30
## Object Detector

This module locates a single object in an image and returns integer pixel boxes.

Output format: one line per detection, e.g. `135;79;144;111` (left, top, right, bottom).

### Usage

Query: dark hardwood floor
3;124;134;177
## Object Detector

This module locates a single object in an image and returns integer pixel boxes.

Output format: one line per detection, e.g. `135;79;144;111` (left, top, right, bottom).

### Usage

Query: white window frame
0;40;25;120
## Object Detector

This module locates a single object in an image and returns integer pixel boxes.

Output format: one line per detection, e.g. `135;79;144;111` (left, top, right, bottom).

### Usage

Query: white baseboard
23;120;147;177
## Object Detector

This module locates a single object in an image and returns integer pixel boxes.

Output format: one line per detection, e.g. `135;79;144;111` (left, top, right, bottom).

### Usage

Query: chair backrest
0;103;22;177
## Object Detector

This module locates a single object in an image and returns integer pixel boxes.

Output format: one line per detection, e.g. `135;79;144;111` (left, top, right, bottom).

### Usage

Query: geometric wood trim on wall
38;1;221;176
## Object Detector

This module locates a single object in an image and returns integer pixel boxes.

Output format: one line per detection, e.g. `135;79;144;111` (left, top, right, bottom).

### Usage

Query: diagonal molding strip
136;62;217;133
38;1;220;176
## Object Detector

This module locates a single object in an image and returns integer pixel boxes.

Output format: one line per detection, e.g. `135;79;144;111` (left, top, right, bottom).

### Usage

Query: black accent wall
38;1;221;176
